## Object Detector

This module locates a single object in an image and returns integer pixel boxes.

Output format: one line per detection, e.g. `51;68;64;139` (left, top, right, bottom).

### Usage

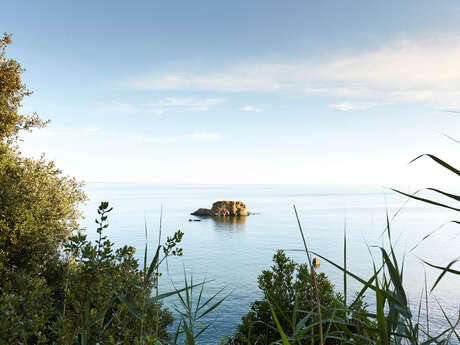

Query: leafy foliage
0;31;85;277
229;250;372;345
172;272;228;345
0;200;183;344
0;33;47;144
0;150;86;274
56;202;178;344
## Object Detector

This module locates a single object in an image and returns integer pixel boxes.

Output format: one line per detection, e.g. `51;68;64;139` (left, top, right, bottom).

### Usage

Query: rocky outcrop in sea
191;201;249;216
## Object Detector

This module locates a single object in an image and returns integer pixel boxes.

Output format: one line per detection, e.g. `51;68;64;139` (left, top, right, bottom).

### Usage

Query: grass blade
343;221;347;308
408;154;460;176
182;317;196;345
422;258;460;292
391;189;460;212
293;205;324;345
118;294;142;320
270;303;291;345
86;294;118;328
435;297;460;343
147;282;206;304
426;188;460;202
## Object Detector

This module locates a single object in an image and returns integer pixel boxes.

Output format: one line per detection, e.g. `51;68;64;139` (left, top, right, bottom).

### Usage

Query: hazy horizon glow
2;1;459;185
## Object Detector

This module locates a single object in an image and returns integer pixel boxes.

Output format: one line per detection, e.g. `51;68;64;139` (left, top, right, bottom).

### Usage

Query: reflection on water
191;215;247;231
211;216;247;232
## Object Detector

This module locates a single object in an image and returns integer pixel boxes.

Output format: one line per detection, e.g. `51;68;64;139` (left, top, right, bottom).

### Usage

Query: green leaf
144;217;148;273
173;318;182;344
195;324;210;338
197;292;228;319
146;245;161;284
146;281;206;304
350;265;382;309
86;294;118;328
118;294;142;320
196;286;226;314
422;258;460;292
269;303;291;345
392;189;460;212
343;221;347;307
435;297;460;343
426;188;460;202
409;154;460;176
182;318;196;345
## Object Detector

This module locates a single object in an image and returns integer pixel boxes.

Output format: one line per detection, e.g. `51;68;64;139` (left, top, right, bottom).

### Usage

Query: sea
80;184;460;344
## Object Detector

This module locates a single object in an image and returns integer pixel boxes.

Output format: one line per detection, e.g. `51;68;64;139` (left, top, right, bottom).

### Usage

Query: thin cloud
97;101;164;115
125;36;460;108
26;127;221;146
239;105;264;112
98;98;224;115
328;102;377;111
442;109;460;114
155;132;222;143
145;97;225;111
28;127;101;137
185;132;222;141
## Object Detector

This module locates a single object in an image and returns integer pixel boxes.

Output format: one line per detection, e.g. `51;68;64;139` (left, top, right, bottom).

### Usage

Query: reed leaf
86;294;119;328
422;258;460;292
435;297;460;344
269;303;291;345
147;282;206;304
197;289;228;319
426;187;460;202
118;294;142;320
146;245;161;284
391;189;460;212
182;317;196;345
343;222;347;308
408;154;460;176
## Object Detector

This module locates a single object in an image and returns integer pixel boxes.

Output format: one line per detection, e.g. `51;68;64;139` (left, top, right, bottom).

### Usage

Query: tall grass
269;152;460;345
293;205;324;345
171;271;228;345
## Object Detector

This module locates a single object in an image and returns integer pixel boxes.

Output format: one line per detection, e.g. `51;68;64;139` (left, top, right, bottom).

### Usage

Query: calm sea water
81;184;459;343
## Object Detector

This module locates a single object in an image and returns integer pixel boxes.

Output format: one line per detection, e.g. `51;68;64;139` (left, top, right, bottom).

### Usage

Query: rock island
191;201;249;216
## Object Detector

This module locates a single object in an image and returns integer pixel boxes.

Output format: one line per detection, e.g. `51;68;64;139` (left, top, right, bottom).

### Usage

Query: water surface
81;184;460;343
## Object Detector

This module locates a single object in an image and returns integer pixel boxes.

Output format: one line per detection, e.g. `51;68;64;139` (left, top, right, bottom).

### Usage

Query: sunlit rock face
191;201;249;216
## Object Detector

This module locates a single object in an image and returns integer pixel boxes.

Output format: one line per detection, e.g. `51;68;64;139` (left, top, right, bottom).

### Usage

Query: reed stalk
155;205;163;339
293;205;323;345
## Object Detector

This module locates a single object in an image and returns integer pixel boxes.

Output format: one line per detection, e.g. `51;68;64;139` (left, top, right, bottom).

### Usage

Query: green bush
0;201;179;344
229;250;372;345
55;202;176;344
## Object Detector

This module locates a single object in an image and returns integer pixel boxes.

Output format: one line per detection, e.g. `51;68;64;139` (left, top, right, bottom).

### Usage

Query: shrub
229;250;372;345
0;201;181;344
54;202;177;344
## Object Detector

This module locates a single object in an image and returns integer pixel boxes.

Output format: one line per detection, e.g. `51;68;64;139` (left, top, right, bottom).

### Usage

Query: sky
2;0;460;185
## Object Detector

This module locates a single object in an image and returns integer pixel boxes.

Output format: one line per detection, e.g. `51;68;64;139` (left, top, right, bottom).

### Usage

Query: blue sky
3;1;460;184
